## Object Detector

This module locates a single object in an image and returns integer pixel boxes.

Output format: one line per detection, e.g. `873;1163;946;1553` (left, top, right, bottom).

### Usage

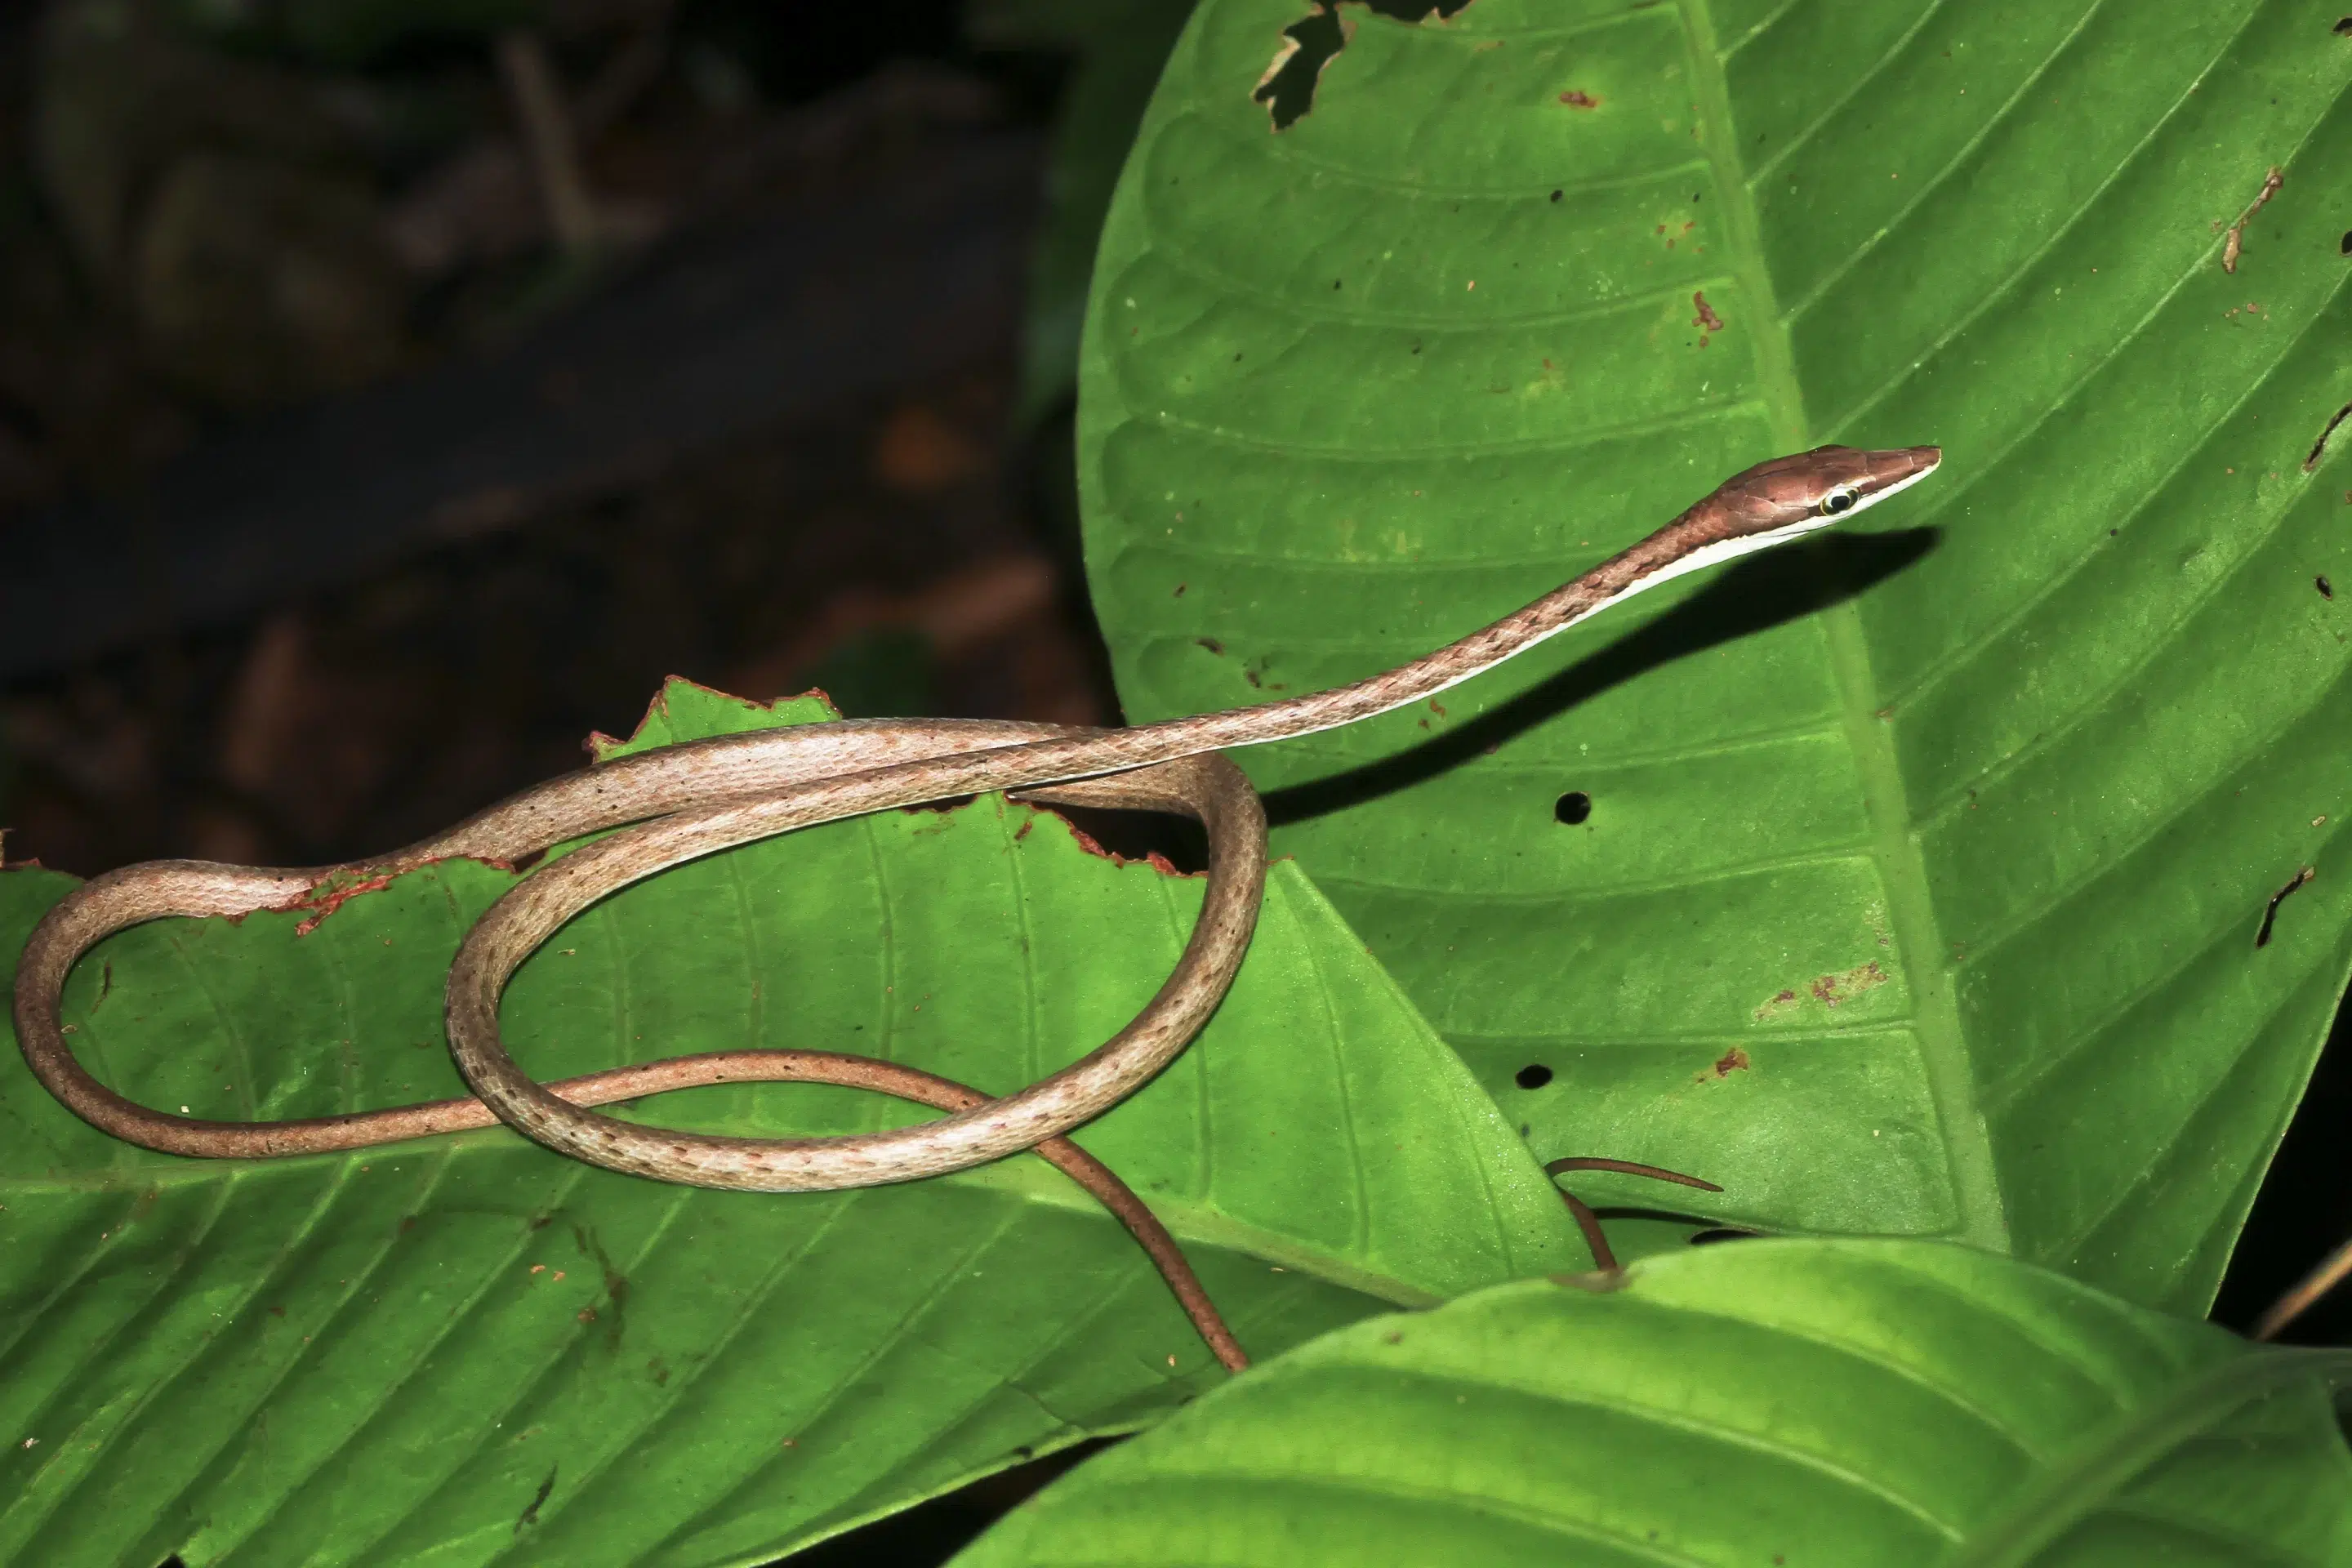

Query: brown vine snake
13;443;1940;1370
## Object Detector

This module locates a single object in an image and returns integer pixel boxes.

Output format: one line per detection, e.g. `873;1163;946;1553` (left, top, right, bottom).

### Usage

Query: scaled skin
17;445;1944;1192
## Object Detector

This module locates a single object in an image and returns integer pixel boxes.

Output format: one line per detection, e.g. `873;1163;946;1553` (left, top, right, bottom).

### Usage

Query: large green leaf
951;1238;2352;1568
1077;0;2352;1310
0;679;1578;1568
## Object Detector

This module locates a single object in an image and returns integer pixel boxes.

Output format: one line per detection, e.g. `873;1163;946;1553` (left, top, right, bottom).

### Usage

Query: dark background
0;2;2342;1562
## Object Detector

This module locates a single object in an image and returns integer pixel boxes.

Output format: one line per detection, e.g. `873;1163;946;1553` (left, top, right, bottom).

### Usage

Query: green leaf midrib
1677;0;2008;1252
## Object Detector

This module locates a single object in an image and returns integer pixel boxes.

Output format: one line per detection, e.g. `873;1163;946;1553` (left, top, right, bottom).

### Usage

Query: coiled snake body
11;444;1940;1367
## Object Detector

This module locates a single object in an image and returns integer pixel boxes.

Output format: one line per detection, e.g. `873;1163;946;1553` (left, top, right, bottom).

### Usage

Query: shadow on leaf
1266;528;1940;826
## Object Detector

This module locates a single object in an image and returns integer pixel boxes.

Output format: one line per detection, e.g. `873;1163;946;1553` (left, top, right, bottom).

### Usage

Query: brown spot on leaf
1754;964;1888;1019
284;869;399;935
1559;90;1600;109
573;1223;630;1348
2221;166;2283;274
1692;292;1724;332
1059;821;1115;860
1196;636;1224;656
1712;1047;1750;1077
1809;961;1890;1007
515;1468;556;1534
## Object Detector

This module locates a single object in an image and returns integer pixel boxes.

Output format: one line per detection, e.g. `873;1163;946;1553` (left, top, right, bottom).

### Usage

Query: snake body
11;444;1938;1359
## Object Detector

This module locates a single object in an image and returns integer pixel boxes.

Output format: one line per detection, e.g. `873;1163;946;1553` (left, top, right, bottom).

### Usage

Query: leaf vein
1782;0;2109;325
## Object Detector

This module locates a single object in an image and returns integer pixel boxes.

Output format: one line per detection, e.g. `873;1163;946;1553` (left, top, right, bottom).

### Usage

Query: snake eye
1817;487;1858;518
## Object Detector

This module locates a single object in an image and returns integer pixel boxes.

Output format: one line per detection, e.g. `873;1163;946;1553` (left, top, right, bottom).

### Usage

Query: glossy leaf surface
1078;0;2352;1307
954;1238;2352;1568
0;680;1578;1568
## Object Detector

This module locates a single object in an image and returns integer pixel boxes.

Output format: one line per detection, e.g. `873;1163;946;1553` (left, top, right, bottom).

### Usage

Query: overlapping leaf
0;680;1579;1568
952;1238;2352;1567
1076;0;2352;1308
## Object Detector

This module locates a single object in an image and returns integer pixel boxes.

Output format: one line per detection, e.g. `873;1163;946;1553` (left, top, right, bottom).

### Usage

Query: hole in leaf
2321;576;2335;599
1037;804;1210;875
1554;791;1592;825
1254;0;1479;131
2308;401;2352;472
1253;6;1348;131
1688;1228;1758;1246
1515;1063;1554;1089
2256;866;2316;948
1365;2;1477;20
2336;16;2352;34
2341;230;2352;255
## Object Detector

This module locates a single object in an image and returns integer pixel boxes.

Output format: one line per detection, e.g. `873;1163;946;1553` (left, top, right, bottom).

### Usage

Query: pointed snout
1875;445;1942;484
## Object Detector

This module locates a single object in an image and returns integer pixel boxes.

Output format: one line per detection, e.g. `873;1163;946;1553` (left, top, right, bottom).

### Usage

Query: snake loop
10;444;1942;1365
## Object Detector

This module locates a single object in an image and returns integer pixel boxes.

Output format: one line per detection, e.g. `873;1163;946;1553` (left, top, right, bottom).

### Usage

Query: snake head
1581;443;1943;612
1720;443;1944;533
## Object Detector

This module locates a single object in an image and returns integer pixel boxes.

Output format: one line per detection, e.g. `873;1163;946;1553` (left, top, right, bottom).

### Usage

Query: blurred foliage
800;626;939;719
969;0;1193;425
167;0;543;69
